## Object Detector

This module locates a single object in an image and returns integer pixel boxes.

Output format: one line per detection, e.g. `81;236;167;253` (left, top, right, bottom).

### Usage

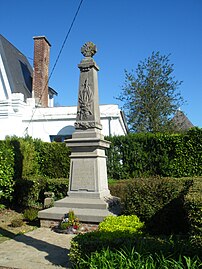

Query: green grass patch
72;248;202;269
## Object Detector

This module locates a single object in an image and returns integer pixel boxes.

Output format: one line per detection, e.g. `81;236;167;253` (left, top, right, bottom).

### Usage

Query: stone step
38;206;115;224
54;197;108;209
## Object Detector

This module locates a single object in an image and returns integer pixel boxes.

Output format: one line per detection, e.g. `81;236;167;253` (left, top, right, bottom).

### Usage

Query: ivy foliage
106;127;202;179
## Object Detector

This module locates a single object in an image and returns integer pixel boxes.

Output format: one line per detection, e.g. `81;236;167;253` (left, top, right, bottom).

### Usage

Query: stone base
38;196;121;227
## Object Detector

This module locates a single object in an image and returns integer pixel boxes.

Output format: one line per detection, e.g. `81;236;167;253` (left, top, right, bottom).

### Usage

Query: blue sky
1;0;202;127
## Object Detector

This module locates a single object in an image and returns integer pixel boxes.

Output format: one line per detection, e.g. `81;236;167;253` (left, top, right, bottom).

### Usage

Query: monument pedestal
38;130;120;226
67;130;110;199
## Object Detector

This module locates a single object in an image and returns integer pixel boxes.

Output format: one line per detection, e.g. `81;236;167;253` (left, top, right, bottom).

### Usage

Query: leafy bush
122;177;185;220
99;215;144;235
23;208;39;221
44;178;69;200
11;218;24;227
70;215;144;264
0;140;15;202
13;177;68;208
13;177;46;208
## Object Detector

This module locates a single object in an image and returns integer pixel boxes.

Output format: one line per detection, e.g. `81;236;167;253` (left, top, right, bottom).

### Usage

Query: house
0;34;128;141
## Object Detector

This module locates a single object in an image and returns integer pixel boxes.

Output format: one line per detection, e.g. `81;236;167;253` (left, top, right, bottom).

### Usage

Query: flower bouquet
58;210;80;234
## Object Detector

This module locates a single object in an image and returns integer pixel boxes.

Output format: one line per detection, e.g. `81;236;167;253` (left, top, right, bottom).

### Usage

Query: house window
50;135;72;142
50;125;75;142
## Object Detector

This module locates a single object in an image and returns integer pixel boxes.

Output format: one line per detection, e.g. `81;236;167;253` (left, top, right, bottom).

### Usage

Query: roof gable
171;110;194;131
0;34;32;99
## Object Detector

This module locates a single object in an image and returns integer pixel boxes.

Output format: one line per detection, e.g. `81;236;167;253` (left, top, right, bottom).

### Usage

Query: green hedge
13;177;69;208
0;140;14;202
184;179;202;236
109;177;202;236
33;140;70;178
5;136;70;180
106;127;202;179
1;137;70;206
7;136;39;179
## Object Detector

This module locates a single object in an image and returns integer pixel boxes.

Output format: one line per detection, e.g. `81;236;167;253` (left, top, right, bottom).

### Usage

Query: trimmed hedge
13;177;69;208
33;140;70;178
106;127;202;179
0;140;14;202
184;178;202;236
109;177;202;236
6;136;39;179
1;137;70;206
5;136;70;180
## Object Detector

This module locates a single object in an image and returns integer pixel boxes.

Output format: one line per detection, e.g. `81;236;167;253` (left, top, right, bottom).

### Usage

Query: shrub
23;208;39;221
11;218;24;227
70;215;144;264
99;215;144;235
44;178;69;200
13;177;46;208
13;177;68;208
122;177;185;221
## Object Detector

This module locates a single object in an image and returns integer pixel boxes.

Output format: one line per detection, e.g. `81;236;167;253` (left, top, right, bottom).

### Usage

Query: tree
118;52;184;133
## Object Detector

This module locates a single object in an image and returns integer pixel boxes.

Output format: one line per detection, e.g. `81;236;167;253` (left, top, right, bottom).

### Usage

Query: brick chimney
32;36;51;107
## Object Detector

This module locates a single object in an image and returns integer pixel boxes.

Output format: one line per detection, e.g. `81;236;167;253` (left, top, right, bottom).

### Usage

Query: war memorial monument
38;42;119;226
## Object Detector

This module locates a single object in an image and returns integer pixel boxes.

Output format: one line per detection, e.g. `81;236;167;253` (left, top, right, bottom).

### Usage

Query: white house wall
0;54;12;100
0;100;127;142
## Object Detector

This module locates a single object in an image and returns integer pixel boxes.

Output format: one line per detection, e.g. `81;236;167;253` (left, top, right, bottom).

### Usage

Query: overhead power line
24;0;84;135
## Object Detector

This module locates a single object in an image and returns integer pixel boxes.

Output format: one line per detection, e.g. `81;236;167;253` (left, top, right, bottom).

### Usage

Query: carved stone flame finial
81;42;97;58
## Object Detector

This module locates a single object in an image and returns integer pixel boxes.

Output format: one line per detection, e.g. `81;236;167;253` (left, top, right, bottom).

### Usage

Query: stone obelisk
38;42;119;226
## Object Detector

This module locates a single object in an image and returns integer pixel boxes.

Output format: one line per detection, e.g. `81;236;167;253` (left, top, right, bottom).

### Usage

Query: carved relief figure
77;78;93;120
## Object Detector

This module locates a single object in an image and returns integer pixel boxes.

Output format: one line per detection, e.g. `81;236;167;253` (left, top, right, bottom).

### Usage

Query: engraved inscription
71;159;96;191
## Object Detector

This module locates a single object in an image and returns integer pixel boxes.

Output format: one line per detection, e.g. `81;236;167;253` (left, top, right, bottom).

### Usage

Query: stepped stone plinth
38;42;120;226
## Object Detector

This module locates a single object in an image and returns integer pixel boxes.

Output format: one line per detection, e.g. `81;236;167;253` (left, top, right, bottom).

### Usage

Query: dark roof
171;110;194;131
0;34;33;99
48;86;58;96
0;34;57;100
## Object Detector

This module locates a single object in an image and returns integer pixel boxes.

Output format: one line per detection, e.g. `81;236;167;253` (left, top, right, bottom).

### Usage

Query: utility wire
24;0;84;135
